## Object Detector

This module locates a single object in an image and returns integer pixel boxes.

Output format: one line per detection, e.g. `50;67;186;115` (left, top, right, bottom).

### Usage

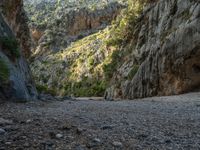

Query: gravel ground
0;92;200;150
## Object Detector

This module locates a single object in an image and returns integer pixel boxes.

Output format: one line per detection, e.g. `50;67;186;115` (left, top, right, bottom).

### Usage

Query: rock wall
106;0;200;99
0;0;32;58
0;0;37;101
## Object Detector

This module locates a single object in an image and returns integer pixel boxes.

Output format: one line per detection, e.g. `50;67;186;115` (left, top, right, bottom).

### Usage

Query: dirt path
0;92;200;150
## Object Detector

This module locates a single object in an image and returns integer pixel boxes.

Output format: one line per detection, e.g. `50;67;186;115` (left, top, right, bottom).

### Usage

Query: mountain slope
24;0;126;55
31;27;116;96
28;0;125;96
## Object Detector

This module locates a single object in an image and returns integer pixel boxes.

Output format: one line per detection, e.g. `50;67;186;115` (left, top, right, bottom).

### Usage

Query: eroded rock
106;0;200;99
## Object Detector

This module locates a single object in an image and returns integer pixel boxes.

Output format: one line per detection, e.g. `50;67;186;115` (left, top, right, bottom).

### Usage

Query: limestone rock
106;0;200;99
0;0;38;101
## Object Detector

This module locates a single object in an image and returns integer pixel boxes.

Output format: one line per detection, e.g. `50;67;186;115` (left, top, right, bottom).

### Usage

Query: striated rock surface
0;0;32;58
0;0;37;101
106;0;200;99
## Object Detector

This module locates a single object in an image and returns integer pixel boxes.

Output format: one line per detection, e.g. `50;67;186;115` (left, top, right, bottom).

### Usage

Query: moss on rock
0;58;9;82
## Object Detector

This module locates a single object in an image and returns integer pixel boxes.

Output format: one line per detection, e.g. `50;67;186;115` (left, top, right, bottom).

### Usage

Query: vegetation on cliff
31;28;115;96
29;0;200;99
0;58;9;82
0;37;20;58
29;0;151;97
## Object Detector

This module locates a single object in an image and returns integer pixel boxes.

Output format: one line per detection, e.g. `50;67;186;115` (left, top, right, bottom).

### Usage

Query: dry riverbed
0;93;200;150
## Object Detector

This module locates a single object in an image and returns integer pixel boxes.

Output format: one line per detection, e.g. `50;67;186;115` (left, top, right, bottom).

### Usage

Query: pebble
24;142;30;147
62;123;72;130
93;138;101;143
0;118;13;125
0;128;6;135
56;134;63;139
5;142;12;145
26;119;32;123
101;125;114;130
76;128;84;134
112;141;123;147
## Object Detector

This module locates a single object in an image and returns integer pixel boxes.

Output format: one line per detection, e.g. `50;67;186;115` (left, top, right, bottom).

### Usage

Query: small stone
0;128;6;135
67;135;74;140
76;128;84;134
112;141;123;147
24;142;30;147
93;138;101;143
61;123;72;130
0;118;13;125
5;142;12;145
21;136;27;139
26;119;32;123
56;134;63;139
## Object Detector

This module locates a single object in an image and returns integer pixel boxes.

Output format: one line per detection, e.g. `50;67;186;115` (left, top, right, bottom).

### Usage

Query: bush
36;84;57;96
0;58;10;82
106;0;147;47
103;50;120;80
0;37;20;58
88;57;95;66
63;79;107;97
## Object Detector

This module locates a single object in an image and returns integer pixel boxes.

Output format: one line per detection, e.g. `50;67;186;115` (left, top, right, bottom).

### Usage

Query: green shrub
64;79;106;97
105;38;123;47
105;0;148;47
0;37;20;58
36;84;57;96
88;57;95;66
103;0;149;81
103;50;121;80
0;58;10;82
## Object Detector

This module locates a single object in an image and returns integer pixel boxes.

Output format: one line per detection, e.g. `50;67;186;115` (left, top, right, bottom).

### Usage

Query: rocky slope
31;27;118;96
24;0;126;56
0;0;37;101
105;0;200;99
28;0;125;96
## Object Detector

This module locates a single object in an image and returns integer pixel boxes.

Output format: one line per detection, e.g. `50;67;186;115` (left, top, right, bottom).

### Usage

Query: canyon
0;0;199;149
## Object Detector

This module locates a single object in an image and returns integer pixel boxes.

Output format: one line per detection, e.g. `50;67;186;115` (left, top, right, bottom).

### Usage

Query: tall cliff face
0;0;37;101
0;0;32;58
106;0;200;99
